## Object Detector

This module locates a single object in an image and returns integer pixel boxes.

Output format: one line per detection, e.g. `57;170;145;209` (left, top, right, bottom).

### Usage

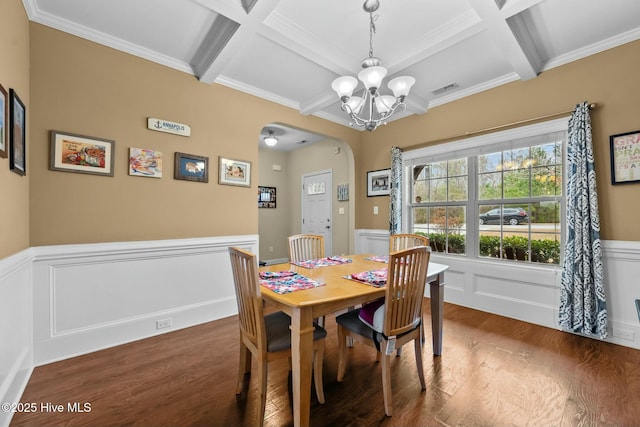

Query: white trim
402;117;569;160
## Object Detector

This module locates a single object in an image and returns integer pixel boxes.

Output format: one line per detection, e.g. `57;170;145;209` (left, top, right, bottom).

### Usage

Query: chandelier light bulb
346;96;365;114
375;95;396;114
387;76;415;99
358;66;387;91
331;76;358;101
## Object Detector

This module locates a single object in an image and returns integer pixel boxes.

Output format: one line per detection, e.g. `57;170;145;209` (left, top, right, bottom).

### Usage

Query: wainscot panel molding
31;235;258;366
0;249;34;427
355;229;640;350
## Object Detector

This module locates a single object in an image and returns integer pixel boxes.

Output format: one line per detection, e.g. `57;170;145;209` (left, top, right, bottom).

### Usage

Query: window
404;120;567;265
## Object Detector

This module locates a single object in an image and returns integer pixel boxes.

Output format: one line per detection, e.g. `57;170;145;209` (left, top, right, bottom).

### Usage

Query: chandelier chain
368;13;378;59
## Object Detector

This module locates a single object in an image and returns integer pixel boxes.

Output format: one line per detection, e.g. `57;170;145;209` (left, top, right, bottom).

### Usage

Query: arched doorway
257;123;355;263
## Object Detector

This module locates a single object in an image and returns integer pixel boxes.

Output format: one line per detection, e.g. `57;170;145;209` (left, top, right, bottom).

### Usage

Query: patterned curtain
389;146;402;235
559;102;607;338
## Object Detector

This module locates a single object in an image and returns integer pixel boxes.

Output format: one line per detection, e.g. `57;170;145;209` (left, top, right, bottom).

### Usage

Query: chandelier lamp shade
331;0;415;131
264;130;278;147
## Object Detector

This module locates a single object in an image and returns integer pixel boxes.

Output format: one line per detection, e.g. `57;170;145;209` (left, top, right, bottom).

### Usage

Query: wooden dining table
259;253;449;427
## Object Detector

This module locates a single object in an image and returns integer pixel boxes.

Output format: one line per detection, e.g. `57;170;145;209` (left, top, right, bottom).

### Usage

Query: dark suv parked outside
479;208;529;225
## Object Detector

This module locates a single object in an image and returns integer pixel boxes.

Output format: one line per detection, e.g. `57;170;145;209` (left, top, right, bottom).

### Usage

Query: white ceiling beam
194;0;282;84
467;0;541;80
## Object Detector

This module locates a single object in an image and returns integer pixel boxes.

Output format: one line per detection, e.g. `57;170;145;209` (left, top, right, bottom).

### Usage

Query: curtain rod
413;103;598;148
464;102;597;136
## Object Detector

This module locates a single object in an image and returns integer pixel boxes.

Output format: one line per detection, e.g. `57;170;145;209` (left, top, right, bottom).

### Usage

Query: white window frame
402;117;569;264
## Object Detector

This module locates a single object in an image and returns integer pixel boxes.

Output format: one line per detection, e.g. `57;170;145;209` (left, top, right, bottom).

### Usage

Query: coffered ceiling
22;0;640;148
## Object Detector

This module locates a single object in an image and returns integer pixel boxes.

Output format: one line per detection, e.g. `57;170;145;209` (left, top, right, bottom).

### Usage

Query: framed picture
610;130;640;185
219;156;251;187
9;89;26;175
367;168;391;196
0;84;7;158
174;152;208;182
258;186;276;208
50;130;115;176
129;147;162;178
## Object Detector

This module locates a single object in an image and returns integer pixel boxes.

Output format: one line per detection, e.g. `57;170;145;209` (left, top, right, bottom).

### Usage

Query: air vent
432;82;459;96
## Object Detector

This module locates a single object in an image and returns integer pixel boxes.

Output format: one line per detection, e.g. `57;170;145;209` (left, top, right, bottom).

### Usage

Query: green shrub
423;232;560;264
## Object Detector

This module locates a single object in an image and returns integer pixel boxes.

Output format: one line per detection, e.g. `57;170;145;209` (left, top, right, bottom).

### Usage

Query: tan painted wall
258;147;291;260
358;40;640;241
0;0;30;259
28;23;361;248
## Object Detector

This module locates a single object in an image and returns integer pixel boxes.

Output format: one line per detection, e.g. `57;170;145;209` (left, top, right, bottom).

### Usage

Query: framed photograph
610;130;640;185
174;152;208;182
50;130;115;176
0;84;7;158
258;186;276;208
129;147;162;178
9;89;26;175
219;156;251;187
367;168;391;196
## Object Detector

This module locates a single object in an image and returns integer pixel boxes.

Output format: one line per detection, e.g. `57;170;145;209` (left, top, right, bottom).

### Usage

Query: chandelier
331;0;415;131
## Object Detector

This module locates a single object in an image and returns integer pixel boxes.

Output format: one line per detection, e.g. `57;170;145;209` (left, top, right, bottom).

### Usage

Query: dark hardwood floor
10;302;640;427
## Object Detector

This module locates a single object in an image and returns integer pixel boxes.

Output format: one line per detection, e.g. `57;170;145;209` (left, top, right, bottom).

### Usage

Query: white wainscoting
355;229;640;350
0;249;33;427
31;235;258;366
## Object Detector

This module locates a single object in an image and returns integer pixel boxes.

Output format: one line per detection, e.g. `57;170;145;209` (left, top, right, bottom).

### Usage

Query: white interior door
302;170;332;256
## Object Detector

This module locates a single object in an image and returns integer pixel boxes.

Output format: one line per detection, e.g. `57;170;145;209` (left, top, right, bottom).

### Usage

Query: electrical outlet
612;328;634;341
156;318;172;329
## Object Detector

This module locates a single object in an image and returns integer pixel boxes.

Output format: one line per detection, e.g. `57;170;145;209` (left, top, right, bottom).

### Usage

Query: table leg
290;307;314;427
429;273;445;356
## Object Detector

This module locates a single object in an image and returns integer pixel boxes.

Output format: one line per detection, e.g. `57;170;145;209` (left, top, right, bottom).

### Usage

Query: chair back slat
384;246;430;337
288;234;325;263
229;247;266;352
389;233;430;253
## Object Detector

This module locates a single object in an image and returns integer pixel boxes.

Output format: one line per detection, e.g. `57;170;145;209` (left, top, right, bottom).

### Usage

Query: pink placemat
291;256;353;269
259;270;325;294
344;268;388;288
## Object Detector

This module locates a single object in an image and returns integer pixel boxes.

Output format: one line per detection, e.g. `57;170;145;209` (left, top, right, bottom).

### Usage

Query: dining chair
335;245;430;417
229;246;327;427
389;233;431;351
389;233;430;253
288;234;325;263
288;234;327;327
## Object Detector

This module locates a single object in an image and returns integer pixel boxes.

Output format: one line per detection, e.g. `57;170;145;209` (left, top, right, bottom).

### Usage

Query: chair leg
236;343;251;395
257;360;268;427
414;336;426;390
313;341;326;404
380;342;394;417
337;325;347;382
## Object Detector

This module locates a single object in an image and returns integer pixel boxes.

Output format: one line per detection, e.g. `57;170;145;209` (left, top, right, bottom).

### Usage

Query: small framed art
367;168;391;196
174;152;208;182
9;89;26;175
129;147;162;178
610;130;640;185
50;130;115;176
258;186;276;208
219;156;251;187
0;84;7;158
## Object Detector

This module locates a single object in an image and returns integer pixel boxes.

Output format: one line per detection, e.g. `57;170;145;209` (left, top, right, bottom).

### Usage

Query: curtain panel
389;146;402;235
559;102;607;338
